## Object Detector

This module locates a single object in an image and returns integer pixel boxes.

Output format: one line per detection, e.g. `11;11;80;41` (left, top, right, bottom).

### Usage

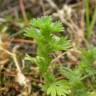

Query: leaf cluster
60;47;96;96
24;16;71;96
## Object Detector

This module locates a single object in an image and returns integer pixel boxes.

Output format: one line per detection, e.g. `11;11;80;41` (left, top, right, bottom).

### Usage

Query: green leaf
47;80;70;96
61;67;82;81
31;16;52;29
43;72;56;91
24;27;42;39
89;91;96;96
51;36;71;51
79;48;96;76
48;87;56;96
51;21;64;32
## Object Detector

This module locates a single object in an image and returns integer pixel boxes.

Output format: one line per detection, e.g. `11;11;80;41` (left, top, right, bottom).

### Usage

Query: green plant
47;80;70;96
24;16;71;96
85;0;96;40
60;47;96;96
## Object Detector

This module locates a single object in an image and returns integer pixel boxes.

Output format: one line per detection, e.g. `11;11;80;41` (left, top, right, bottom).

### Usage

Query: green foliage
60;47;96;96
24;16;70;73
89;91;96;96
79;48;96;77
24;16;71;96
60;67;82;86
47;80;70;96
24;16;96;96
85;0;96;39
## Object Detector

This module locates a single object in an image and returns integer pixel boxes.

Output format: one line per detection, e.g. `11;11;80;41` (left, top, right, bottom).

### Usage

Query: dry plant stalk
0;33;10;68
0;37;31;95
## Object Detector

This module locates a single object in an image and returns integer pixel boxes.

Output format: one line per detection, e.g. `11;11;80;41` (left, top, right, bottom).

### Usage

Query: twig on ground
19;0;28;24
